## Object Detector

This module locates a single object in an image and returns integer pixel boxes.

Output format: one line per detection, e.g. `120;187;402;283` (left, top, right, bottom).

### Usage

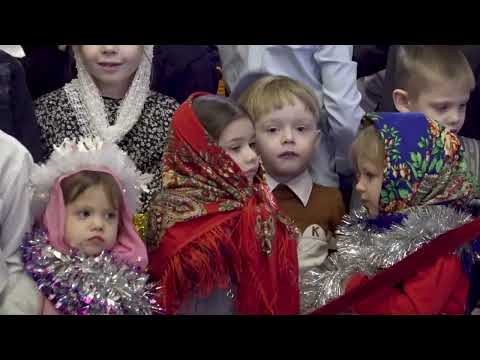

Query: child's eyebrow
430;100;452;104
261;117;315;124
226;137;246;143
260;118;282;125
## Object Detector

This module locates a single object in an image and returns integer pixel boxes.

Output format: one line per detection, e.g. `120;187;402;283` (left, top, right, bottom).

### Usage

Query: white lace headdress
64;45;154;144
31;137;152;220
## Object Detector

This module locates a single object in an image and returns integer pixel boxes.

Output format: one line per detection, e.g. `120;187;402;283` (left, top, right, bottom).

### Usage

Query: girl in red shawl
147;93;299;315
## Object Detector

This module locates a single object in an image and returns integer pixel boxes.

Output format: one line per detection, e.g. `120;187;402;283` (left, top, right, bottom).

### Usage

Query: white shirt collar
0;45;25;58
266;170;313;207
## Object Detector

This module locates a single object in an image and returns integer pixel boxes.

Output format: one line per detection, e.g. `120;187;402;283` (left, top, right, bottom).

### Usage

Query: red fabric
148;92;299;315
311;215;480;315
345;255;468;315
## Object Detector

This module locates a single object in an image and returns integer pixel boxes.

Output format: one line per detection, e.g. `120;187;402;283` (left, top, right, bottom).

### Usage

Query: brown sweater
272;184;345;234
272;184;346;270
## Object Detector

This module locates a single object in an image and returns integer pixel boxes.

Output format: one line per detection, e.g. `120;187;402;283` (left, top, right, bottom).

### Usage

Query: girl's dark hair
192;95;249;141
61;170;122;209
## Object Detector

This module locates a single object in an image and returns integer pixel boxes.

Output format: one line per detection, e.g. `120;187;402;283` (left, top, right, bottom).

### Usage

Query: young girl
34;45;178;210
301;112;476;315
146;93;299;315
22;137;159;315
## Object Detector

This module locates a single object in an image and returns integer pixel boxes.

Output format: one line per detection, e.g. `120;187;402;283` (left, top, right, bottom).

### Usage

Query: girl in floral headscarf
147;93;299;315
301;112;477;315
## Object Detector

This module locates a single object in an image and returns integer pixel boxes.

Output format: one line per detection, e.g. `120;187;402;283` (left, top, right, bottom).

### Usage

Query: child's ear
314;129;321;147
392;89;412;113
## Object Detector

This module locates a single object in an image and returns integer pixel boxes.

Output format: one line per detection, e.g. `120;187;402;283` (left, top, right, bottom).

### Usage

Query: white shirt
265;170;313;207
0;131;41;314
218;45;365;187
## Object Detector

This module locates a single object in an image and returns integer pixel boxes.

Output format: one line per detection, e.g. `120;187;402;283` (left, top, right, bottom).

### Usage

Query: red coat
345;254;468;315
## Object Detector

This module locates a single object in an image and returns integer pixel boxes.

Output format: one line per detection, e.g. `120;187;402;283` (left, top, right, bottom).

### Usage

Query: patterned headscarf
147;92;299;315
366;112;475;214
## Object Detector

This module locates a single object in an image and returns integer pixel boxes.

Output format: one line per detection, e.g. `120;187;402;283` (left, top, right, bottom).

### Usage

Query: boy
392;45;475;134
391;45;480;183
0;130;41;314
239;75;345;271
219;45;364;188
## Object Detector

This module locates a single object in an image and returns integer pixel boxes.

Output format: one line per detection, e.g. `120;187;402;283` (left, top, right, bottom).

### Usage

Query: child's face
255;97;319;182
78;45;143;97
405;77;471;133
218;116;259;184
64;185;119;256
355;156;384;217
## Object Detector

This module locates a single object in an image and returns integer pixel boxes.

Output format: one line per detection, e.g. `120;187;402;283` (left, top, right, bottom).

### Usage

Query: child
0;130;41;314
389;46;480;314
34;45;178;210
301;112;476;315
22;137;158;315
218;45;364;188
387;45;480;180
392;45;475;135
146;92;299;315
239;75;345;271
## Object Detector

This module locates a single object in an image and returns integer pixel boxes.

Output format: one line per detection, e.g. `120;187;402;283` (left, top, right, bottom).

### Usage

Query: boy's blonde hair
394;45;475;98
238;75;321;124
351;125;385;172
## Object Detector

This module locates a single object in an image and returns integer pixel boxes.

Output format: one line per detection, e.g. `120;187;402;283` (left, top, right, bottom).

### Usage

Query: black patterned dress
34;88;179;210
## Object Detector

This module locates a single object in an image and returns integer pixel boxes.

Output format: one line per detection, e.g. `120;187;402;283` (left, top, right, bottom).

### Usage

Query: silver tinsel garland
300;205;472;314
22;228;164;315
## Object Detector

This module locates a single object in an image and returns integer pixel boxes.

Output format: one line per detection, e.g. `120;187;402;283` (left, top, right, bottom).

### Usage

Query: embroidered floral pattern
146;94;296;252
368;112;475;213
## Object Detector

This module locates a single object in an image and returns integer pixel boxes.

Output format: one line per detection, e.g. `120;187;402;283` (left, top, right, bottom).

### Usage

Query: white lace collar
65;45;153;144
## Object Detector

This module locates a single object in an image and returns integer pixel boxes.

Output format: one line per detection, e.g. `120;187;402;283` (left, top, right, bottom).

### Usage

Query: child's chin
82;247;104;257
363;205;378;218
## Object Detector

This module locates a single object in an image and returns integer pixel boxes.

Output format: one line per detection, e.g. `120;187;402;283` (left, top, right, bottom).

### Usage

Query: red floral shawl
147;93;299;315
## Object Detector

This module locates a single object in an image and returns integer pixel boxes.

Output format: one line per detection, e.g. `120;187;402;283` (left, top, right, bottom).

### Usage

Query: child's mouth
278;151;298;159
88;236;105;244
98;62;122;71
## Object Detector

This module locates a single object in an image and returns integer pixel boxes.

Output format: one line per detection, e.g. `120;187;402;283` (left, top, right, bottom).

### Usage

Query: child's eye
249;142;256;150
230;146;241;152
434;104;449;112
78;210;91;219
267;127;277;133
106;212;117;220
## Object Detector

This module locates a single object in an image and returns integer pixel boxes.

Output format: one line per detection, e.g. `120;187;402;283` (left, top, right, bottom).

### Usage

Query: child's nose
245;147;258;163
101;45;118;54
445;110;463;128
91;216;105;230
281;129;294;144
355;180;365;193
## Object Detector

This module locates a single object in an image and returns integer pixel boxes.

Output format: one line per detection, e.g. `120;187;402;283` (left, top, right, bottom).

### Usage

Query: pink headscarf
41;167;148;269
